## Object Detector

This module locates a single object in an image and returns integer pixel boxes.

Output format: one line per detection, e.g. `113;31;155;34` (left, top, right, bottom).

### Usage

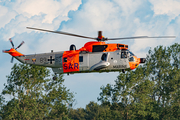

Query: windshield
128;50;135;56
121;50;129;58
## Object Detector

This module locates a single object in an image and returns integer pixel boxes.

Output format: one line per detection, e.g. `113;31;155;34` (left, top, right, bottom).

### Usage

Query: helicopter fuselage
3;27;175;75
6;41;145;74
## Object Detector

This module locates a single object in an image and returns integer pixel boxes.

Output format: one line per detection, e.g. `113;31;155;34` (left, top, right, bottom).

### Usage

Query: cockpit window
129;57;135;62
127;50;135;56
121;51;128;58
129;51;134;56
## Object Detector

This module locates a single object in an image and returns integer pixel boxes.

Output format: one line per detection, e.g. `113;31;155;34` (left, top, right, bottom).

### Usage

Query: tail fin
3;48;24;63
3;48;24;57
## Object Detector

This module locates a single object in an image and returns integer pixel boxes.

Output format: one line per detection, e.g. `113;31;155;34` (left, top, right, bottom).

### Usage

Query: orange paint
82;41;105;52
79;42;128;52
129;56;140;70
63;50;80;73
3;48;24;57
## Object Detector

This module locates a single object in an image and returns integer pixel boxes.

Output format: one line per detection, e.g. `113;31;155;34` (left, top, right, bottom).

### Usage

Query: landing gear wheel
53;76;57;80
122;69;125;73
53;73;57;80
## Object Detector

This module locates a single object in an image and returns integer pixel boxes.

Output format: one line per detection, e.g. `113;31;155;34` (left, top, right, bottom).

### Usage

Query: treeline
69;43;180;120
0;43;180;119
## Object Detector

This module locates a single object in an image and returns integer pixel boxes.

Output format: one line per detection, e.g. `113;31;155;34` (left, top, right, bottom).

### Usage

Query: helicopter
3;27;175;79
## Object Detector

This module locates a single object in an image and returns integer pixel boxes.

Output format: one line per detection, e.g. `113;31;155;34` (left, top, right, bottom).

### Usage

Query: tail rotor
15;41;24;50
7;38;25;63
11;56;14;63
9;38;14;49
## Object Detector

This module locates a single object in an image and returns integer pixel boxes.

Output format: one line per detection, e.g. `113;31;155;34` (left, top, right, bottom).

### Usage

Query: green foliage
97;43;180;119
0;43;180;119
69;101;124;120
69;108;86;120
0;63;74;119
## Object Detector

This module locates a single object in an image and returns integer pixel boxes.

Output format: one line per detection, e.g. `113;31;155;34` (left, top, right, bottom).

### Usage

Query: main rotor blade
107;36;176;40
15;41;24;50
9;38;14;48
107;36;148;40
144;36;176;38
27;27;96;40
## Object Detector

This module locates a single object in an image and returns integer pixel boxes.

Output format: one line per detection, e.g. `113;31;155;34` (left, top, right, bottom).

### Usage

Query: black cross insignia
48;56;55;64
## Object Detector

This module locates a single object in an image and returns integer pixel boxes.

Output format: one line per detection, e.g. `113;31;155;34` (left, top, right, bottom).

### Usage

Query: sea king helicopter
3;27;175;79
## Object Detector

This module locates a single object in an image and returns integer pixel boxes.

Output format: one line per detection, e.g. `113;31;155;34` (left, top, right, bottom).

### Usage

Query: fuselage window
101;53;107;61
63;57;67;62
119;45;124;47
79;56;83;62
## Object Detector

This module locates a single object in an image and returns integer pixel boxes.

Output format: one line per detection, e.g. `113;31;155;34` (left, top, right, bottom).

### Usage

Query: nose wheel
53;73;57;80
122;69;125;73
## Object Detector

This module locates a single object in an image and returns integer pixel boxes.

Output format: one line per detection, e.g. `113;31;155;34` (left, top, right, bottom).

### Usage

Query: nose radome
140;58;146;63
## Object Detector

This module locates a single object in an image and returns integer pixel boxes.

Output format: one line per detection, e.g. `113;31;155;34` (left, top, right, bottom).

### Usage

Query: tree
69;108;86;120
98;43;180;119
45;73;74;119
1;63;74;119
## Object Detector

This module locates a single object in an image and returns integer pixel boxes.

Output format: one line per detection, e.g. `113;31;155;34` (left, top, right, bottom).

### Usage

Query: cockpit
120;49;145;70
121;50;128;58
121;50;136;62
128;50;136;62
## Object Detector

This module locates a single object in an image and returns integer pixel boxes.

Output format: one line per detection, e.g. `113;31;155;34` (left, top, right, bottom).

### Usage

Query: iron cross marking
48;56;55;64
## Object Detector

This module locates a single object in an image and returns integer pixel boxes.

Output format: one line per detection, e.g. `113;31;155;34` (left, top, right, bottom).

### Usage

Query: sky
0;0;179;108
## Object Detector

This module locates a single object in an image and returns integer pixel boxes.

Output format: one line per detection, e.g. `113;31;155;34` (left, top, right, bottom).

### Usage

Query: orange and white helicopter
3;27;175;79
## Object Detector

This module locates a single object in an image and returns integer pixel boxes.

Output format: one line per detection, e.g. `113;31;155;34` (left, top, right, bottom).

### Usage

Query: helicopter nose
140;58;146;63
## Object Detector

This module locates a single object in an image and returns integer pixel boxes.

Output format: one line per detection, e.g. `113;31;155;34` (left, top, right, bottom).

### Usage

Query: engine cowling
70;44;76;51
